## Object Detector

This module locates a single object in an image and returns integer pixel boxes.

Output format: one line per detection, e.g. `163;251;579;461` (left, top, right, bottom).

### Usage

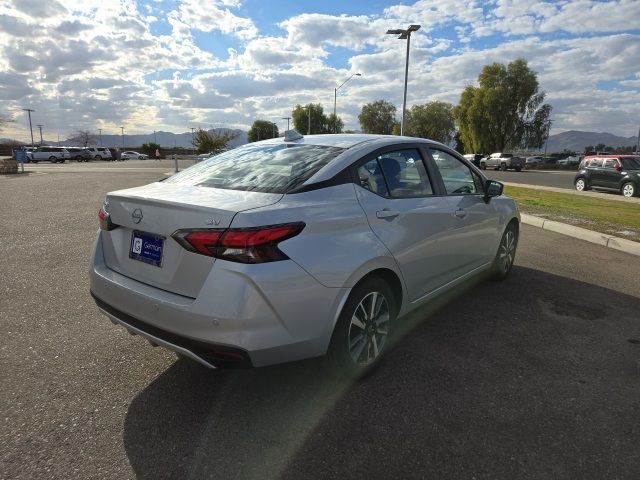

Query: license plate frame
129;230;165;267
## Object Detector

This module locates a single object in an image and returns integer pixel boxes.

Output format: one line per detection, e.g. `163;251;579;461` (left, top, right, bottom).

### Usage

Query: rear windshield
621;157;640;169
165;143;345;193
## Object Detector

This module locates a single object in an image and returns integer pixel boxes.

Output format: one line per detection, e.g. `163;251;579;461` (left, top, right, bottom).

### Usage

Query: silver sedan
90;133;520;376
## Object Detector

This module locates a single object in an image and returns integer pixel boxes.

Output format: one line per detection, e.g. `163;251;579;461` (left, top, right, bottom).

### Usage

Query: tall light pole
120;126;124;149
98;128;102;147
22;108;35;146
36;124;44;143
282;117;291;131
307;105;312;135
153;129;157;145
190;127;196;154
334;73;361;133
386;24;421;136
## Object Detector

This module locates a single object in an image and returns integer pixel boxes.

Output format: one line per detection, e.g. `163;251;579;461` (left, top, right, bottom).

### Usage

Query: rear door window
589;159;603;168
603;159;619;169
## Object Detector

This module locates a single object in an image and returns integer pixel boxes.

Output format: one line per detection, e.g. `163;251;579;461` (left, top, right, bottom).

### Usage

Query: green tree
584;145;594;153
194;129;237;154
358;100;397;135
453;131;465;154
326;113;344;134
453;58;552;153
248;120;278;142
404;101;456;144
141;142;161;156
595;143;606;152
292;103;328;134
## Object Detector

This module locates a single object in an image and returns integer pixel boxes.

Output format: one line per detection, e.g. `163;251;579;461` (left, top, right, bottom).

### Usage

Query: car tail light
172;222;305;263
98;202;118;231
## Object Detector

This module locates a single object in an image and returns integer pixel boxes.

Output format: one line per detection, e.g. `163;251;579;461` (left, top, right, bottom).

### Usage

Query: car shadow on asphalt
123;266;640;480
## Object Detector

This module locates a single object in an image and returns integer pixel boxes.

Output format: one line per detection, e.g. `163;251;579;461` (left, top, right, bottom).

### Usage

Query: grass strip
505;186;640;231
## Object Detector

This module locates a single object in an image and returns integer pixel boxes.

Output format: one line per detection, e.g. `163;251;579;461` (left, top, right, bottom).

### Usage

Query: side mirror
484;179;503;202
615;164;622;171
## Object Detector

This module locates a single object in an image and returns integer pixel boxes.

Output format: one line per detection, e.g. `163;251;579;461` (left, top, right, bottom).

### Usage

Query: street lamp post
22;108;35;146
120;126;124;149
308;105;311;135
190;127;196;154
98;128;102;147
333;73;361;132
281;117;291;131
386;24;421;136
36;125;44;143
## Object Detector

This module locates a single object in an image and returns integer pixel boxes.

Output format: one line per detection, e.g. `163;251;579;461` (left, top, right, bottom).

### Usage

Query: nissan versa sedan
90;132;520;376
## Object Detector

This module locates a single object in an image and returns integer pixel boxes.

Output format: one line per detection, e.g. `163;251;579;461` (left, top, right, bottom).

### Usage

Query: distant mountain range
546;130;638;152
0;128;248;149
2;129;637;153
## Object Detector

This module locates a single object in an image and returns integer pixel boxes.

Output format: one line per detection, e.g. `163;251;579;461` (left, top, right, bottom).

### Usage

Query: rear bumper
89;234;350;367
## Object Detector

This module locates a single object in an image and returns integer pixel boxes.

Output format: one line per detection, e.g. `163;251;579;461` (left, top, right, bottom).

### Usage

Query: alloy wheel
498;229;516;273
622;183;635;197
575;179;585;191
348;291;389;366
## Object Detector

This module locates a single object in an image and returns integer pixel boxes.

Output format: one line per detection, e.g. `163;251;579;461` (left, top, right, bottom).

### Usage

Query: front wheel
575;178;589;191
480;163;486;170
621;182;637;198
491;223;518;281
515;167;522;172
328;276;397;378
49;156;57;163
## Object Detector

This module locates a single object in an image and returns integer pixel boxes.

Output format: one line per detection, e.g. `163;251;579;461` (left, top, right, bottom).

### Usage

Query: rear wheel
95;155;102;160
621;182;637;198
500;163;507;171
480;162;486;170
75;156;83;162
328;276;396;378
491;223;518;280
515;166;522;172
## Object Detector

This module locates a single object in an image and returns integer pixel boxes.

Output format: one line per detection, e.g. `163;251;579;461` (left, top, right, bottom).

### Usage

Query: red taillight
98;206;117;231
172;223;305;263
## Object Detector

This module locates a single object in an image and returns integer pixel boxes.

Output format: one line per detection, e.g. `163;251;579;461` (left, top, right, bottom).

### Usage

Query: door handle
454;208;467;218
376;209;400;219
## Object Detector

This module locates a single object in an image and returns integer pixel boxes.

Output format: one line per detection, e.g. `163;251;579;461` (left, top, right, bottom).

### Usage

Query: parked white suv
85;147;113;160
28;146;70;163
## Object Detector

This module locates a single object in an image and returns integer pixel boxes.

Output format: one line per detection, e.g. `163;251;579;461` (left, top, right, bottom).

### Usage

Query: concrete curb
520;213;640;257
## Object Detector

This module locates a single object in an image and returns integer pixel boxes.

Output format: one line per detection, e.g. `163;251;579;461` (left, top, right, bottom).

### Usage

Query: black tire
621;182;637;198
480;163;486;170
95;155;102;160
31;160;38;163
49;156;57;163
327;276;397;378
515;167;522;172
500;163;507;171
491;223;519;281
75;156;82;162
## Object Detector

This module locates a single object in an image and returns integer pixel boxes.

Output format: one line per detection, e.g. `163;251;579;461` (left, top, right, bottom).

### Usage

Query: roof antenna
284;130;304;142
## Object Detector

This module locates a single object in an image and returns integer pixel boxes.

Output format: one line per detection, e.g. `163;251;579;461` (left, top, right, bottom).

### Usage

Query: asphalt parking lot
486;169;578;189
1;167;639;479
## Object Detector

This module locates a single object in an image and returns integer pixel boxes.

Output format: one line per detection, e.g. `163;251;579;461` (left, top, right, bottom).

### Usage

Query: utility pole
333;73;361;132
36;124;44;143
98;128;102;146
120;126;124;149
22;108;35;146
190;127;196;154
386;25;421;135
153;129;157;145
636;126;639;154
308;105;311;135
282;117;291;131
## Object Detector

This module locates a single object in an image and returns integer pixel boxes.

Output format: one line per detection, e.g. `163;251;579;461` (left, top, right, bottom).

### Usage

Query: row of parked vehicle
463;152;581;171
23;146;149;163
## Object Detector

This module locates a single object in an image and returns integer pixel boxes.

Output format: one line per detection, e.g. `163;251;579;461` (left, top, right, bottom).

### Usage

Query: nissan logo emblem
132;208;143;224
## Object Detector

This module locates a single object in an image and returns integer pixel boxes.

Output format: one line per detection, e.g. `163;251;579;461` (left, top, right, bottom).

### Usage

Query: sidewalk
503;182;640;204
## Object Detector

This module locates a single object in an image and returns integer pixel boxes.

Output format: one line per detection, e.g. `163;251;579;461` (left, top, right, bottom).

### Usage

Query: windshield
620;157;640;169
164;143;345;193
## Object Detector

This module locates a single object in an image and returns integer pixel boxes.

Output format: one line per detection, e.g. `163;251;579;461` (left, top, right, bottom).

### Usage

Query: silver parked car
90;133;520;375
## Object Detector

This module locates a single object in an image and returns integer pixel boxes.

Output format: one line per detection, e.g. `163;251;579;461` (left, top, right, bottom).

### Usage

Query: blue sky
1;0;639;141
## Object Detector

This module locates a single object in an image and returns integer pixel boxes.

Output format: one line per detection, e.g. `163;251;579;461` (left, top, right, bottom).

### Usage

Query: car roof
257;133;435;149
